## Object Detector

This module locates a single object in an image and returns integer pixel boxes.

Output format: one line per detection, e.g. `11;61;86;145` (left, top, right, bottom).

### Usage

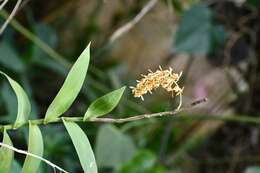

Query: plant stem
1;98;260;132
0;10;71;68
0;98;205;131
0;142;68;173
108;0;159;43
0;0;22;34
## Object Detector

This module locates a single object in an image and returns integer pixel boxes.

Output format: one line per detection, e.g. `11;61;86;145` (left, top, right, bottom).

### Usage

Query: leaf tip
87;42;91;47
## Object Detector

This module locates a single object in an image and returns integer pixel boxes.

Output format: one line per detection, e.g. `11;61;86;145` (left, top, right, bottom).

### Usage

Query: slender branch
2;98;260;131
0;9;70;68
108;0;159;44
0;0;8;11
0;0;22;34
0;142;68;173
2;98;260;172
0;98;206;131
0;0;158;64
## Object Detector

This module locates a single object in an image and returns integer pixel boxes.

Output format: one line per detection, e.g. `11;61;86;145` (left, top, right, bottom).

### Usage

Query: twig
0;0;22;34
0;142;68;173
0;98;207;131
93;0;159;58
2;98;260;130
0;0;8;11
89;96;198;124
0;9;70;67
108;0;159;44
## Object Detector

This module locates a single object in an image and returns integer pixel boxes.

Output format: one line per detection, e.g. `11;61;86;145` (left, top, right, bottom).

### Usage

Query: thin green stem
1;109;260;132
0;10;71;68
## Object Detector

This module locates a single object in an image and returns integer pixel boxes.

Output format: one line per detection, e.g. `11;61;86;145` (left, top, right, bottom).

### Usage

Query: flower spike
130;66;184;110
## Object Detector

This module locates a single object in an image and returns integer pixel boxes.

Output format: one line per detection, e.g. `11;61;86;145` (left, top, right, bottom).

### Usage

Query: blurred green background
1;0;260;173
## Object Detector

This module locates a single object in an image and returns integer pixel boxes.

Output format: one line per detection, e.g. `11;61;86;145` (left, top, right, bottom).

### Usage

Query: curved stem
109;0;159;43
0;9;71;68
177;92;182;110
1;98;260;131
0;142;68;173
0;98;205;131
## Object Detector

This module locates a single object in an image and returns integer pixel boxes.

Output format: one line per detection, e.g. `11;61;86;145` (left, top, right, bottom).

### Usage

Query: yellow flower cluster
130;66;184;102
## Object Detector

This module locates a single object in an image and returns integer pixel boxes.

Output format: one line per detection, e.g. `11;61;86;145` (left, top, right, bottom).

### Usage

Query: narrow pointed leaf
0;71;31;128
0;130;14;173
84;86;125;120
44;44;90;123
63;120;97;173
21;123;44;173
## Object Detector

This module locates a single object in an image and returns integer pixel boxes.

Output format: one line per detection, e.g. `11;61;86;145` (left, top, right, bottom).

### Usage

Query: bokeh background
1;0;260;173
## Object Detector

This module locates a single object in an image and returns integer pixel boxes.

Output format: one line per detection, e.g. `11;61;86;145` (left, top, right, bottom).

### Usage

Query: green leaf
174;4;216;54
0;42;25;72
84;86;125;120
20;76;39;119
174;4;211;54
44;44;90;123
21;123;44;173
244;166;260;173
63;120;97;173
116;150;164;173
210;25;225;51
1;82;17;121
10;160;22;173
0;71;31;128
96;124;136;168
0;130;14;173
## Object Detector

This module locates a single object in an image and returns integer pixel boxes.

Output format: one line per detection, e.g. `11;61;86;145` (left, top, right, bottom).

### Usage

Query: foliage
21;123;43;173
0;45;125;173
116;150;165;173
95;124;136;169
63;120;97;173
173;3;225;55
84;87;126;120
0;0;259;172
0;130;13;173
0;71;31;128
44;44;90;123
